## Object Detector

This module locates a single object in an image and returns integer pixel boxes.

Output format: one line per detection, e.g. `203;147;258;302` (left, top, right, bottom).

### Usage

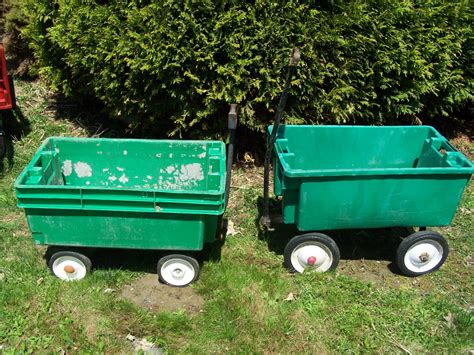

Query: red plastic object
0;43;13;110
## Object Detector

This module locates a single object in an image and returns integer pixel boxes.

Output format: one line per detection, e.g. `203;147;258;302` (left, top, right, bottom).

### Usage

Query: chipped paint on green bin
15;137;226;250
271;125;474;231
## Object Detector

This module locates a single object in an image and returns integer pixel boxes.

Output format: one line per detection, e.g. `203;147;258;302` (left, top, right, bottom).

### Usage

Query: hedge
20;0;473;137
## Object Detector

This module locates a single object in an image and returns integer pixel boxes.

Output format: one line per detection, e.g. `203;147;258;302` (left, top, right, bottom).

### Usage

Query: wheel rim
52;256;87;281
290;241;334;273
160;258;196;286
403;239;444;273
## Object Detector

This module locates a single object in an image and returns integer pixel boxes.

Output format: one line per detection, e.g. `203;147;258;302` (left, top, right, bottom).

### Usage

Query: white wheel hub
404;240;443;273
52;256;87;281
290;242;333;273
160;258;196;286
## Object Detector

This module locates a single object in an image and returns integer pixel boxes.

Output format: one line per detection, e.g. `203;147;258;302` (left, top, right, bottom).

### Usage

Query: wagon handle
288;47;301;67
224;104;238;212
260;47;300;230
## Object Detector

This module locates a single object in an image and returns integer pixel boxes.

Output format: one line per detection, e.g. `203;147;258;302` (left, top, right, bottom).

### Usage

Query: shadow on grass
255;196;413;274
0;106;30;172
48;93;134;139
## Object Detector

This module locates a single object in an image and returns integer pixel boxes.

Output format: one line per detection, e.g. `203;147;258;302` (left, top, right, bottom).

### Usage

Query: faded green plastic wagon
15;106;238;286
269;125;473;277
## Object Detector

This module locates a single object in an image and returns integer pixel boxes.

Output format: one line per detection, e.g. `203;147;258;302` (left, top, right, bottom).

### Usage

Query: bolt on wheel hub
64;265;75;273
172;268;184;279
419;252;430;262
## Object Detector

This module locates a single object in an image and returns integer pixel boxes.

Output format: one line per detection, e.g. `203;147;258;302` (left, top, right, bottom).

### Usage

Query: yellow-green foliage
20;0;473;136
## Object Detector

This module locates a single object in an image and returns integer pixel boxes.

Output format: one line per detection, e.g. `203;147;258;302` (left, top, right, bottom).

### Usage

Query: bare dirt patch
337;259;428;291
120;273;204;313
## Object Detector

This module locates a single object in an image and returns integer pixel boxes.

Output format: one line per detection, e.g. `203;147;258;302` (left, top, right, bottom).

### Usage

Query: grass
1;80;473;353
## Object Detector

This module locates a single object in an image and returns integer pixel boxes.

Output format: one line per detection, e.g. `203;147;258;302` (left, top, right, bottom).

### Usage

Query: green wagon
259;48;473;277
268;124;473;276
15;107;238;286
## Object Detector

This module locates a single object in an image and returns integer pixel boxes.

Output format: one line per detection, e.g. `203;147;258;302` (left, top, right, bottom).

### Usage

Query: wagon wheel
396;231;449;277
48;250;92;281
157;254;199;287
284;233;340;273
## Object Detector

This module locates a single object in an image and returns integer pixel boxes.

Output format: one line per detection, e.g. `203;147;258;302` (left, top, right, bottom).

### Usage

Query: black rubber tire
396;231;449;277
157;254;200;287
48;250;92;280
284;233;340;273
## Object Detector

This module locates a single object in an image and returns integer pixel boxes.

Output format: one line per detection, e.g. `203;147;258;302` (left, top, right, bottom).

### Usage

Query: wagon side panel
294;174;471;231
24;208;213;250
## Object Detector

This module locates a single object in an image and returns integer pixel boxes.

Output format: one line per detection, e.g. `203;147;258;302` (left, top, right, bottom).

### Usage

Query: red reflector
0;43;13;110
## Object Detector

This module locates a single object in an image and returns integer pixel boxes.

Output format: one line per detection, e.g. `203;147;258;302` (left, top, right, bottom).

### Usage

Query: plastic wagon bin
269;124;473;276
15;106;238;286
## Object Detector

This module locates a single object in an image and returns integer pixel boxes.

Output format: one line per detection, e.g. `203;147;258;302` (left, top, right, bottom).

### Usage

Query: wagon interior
18;138;225;192
274;125;471;171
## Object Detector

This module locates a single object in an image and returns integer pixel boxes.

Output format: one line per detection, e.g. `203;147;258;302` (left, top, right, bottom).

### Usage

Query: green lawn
1;80;473;353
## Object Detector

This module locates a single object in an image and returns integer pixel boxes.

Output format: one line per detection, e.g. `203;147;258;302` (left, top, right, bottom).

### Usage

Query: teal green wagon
15;107;238;286
266;124;473;276
261;48;474;277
